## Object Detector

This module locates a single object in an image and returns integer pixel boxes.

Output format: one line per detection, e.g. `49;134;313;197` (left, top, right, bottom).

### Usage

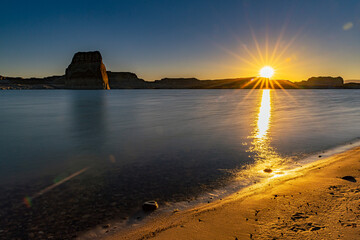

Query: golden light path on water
238;89;290;181
256;89;271;139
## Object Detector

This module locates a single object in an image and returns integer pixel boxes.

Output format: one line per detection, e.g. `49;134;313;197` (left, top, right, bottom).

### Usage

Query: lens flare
23;196;32;208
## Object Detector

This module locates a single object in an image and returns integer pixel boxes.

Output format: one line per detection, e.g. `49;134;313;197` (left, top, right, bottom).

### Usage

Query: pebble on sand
341;176;356;182
263;168;272;173
102;224;110;229
142;201;159;211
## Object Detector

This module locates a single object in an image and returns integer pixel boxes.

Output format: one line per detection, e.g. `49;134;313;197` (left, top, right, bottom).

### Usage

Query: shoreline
92;145;360;240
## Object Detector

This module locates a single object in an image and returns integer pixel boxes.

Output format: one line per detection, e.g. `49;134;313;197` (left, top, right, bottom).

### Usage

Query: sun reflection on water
255;89;271;139
238;90;290;181
250;89;279;165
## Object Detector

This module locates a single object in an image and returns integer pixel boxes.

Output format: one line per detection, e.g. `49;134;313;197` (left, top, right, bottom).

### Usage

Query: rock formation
65;51;110;89
107;71;148;88
297;76;344;88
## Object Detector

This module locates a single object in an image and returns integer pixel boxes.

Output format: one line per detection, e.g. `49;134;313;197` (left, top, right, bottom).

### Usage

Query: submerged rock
142;201;159;211
65;51;110;89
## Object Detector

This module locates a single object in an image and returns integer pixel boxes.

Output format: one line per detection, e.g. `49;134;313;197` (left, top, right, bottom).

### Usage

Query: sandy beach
102;146;360;240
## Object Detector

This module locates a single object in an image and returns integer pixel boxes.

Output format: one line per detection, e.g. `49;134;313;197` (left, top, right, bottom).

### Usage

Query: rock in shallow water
142;201;159;211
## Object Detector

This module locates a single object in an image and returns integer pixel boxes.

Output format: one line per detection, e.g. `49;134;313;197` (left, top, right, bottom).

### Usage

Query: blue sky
0;0;359;81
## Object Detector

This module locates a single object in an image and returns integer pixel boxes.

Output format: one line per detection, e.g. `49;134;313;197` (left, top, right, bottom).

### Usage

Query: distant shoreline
1;51;359;90
1;74;360;90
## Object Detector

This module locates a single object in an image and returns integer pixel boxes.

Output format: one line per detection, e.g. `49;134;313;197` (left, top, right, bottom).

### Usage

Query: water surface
0;89;359;238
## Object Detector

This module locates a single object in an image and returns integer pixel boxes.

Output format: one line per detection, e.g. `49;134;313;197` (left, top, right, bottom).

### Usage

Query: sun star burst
259;66;275;78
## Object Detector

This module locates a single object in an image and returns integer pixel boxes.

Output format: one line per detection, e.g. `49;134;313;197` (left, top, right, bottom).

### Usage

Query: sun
259;66;275;78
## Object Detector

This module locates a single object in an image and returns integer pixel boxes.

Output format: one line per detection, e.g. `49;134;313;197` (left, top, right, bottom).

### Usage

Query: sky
0;0;359;81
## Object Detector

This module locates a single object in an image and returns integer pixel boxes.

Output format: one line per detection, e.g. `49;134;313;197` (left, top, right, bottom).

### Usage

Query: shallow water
0;89;359;238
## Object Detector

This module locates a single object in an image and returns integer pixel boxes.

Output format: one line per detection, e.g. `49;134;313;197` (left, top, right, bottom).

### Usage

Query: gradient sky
1;0;359;81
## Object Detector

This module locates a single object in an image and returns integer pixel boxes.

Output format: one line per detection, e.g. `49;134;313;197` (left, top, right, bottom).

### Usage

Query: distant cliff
152;77;298;89
297;76;344;88
0;75;65;89
107;71;148;89
1;74;359;90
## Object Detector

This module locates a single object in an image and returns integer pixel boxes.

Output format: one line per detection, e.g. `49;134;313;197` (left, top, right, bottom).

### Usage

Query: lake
1;89;359;238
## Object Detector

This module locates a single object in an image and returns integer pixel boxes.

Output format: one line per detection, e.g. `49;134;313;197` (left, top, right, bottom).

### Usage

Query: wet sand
102;147;360;240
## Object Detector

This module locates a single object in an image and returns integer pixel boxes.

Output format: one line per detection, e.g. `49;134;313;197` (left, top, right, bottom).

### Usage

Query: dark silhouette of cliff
0;75;65;89
107;71;148;89
297;76;344;88
1;74;360;90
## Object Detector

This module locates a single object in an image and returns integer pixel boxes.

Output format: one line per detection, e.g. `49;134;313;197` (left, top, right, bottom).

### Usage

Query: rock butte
65;51;110;89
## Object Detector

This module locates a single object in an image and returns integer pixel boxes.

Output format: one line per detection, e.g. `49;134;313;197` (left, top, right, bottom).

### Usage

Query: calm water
1;89;360;237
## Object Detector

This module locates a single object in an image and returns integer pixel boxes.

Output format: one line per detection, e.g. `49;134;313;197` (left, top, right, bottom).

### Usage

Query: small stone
311;226;321;231
263;168;272;173
102;224;110;229
341;176;356;182
142;201;159;211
